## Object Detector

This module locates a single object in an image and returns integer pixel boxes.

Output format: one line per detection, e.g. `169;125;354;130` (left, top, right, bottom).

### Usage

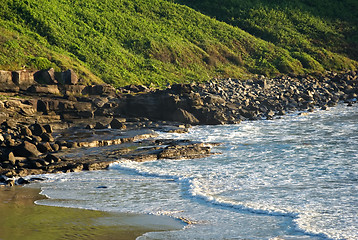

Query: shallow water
35;104;357;240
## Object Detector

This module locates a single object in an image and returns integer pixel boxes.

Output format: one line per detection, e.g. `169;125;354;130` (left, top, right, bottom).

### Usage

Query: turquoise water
35;104;358;239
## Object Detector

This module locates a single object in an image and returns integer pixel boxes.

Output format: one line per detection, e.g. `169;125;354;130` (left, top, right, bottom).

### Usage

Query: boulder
20;126;33;137
1;151;16;165
44;153;61;163
62;69;78;85
31;123;46;136
34;68;57;84
94;122;107;129
36;99;49;113
37;142;53;153
40;132;54;142
89;85;116;96
17;177;30;185
110;118;127;129
50;143;60;152
14;141;41;158
43;124;53;133
170;84;194;94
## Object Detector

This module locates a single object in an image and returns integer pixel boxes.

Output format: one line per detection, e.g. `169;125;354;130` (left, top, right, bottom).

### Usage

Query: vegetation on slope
174;0;358;66
0;0;357;87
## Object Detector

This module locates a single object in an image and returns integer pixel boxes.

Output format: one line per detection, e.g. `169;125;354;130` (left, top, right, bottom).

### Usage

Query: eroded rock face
12;70;36;90
0;71;17;91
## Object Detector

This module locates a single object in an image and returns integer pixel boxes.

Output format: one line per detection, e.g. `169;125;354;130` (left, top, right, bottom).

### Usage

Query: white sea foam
33;104;357;239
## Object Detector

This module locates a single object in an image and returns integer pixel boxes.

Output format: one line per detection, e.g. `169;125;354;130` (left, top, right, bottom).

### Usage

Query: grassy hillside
0;0;357;87
174;0;358;63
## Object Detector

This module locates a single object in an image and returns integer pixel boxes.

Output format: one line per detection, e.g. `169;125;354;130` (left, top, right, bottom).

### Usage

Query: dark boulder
34;68;57;84
17;177;30;185
110;118;127;130
0;151;16;166
62;69;78;85
31;123;46;136
37;142;53;153
50;143;60;152
43;124;53;133
40;132;54;142
44;153;61;163
94;122;107;129
14;141;41;158
20;126;33;137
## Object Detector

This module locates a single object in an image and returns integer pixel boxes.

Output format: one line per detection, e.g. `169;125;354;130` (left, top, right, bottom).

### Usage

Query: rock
36;99;49;113
27;85;61;95
6;179;15;187
5;139;16;147
171;108;200;125
31;123;46;136
204;94;226;105
37;142;53;153
66;142;78;148
17;177;30;185
170;84;194;94
110;118;127;130
94;122;107;129
0;175;6;183
158;143;211;159
27;159;44;169
14;141;41;158
21;126;33;137
1;119;17;129
34;68;57;84
0;70;18;91
0;151;16;165
12;70;36;90
89;85;116;96
50;143;60;152
40;132;54;142
44;154;61;163
31;135;42;143
62;69;78;85
43;124;53;133
63;85;87;96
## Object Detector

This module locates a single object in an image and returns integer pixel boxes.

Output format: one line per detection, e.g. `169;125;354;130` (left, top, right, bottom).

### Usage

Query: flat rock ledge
0;121;216;186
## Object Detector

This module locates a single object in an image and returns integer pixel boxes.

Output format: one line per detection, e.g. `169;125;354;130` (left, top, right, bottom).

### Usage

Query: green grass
0;0;357;87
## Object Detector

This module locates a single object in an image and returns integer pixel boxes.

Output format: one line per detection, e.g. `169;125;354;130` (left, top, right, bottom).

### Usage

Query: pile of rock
0;122;63;176
120;71;358;124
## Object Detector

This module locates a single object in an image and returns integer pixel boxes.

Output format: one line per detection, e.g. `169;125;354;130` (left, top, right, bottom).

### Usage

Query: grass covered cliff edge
0;0;357;87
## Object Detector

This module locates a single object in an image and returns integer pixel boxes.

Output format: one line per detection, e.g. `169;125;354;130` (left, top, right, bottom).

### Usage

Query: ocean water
34;104;357;240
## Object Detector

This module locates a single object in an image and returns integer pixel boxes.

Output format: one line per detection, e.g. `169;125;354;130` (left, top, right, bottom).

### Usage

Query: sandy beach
0;185;184;240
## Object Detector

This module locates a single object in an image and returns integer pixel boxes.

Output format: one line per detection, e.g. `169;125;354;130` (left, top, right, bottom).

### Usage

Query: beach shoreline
0;185;184;240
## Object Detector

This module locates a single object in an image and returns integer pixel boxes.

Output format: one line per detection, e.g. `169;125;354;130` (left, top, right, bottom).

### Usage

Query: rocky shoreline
0;68;357;186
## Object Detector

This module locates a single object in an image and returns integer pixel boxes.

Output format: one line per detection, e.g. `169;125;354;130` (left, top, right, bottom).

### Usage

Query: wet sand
0;186;184;240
